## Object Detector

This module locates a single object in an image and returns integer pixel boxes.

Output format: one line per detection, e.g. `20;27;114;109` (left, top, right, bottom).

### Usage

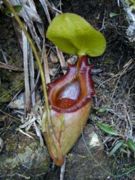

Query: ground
0;0;135;179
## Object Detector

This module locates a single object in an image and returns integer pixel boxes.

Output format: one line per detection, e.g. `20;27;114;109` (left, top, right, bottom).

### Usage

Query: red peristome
48;56;95;113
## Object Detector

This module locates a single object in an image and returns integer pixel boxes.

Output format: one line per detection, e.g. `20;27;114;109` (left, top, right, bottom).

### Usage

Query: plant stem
3;0;50;120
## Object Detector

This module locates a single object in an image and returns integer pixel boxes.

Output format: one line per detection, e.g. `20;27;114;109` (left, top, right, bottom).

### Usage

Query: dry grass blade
3;0;51;142
42;42;51;84
29;46;35;106
9;0;51;107
0;62;22;71
22;30;31;112
0;48;23;71
56;47;67;74
60;159;66;180
39;0;51;23
10;0;42;49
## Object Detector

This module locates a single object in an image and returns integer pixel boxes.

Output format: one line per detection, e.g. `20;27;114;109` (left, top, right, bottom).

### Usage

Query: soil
0;0;135;179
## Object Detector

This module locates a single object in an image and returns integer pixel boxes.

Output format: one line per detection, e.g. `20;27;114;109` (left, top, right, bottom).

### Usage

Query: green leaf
127;139;135;152
97;122;118;136
96;107;108;113
5;5;22;15
109;140;124;156
109;12;119;18
13;5;22;13
46;13;106;57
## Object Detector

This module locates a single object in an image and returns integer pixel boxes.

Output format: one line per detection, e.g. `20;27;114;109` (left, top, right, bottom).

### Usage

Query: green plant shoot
46;13;106;57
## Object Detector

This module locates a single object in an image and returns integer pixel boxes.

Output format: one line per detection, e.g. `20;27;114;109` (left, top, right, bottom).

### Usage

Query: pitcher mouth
48;56;95;113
